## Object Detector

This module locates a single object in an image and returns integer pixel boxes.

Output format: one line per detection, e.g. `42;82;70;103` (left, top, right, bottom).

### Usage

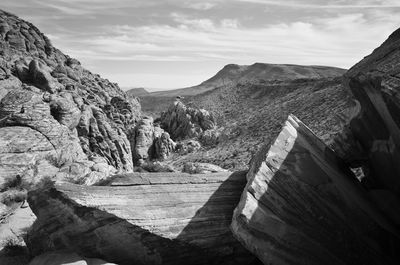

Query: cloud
234;0;400;8
221;19;240;29
3;0;399;88
50;10;396;69
171;13;216;31
183;2;217;10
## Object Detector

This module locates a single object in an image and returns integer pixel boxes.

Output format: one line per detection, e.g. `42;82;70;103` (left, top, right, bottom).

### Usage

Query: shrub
0;189;27;206
1;236;29;257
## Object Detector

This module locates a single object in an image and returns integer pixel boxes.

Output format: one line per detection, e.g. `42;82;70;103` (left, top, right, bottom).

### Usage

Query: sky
1;0;399;91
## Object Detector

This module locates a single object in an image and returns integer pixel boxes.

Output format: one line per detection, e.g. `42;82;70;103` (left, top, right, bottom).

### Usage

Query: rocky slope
0;8;142;193
159;77;355;170
230;27;400;265
150;63;346;97
136;63;346;116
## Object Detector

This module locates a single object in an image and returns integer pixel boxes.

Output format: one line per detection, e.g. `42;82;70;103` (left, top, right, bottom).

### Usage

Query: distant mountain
126;87;150;97
137;63;346;117
149;63;346;97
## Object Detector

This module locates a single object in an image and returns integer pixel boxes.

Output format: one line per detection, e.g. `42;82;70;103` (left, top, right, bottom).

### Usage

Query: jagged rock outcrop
0;9;140;185
129;117;175;165
231;115;400;265
26;171;255;265
160;100;216;141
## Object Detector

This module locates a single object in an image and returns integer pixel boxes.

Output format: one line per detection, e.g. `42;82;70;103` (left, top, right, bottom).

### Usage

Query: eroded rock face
0;89;87;187
0;9;140;180
160;100;216;141
129;117;175;165
331;28;400;228
231;115;399;265
26;171;255;265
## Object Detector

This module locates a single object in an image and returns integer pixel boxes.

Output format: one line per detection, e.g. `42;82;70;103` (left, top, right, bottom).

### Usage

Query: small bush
0;189;27;206
0;175;22;192
34;175;55;189
1;236;28;257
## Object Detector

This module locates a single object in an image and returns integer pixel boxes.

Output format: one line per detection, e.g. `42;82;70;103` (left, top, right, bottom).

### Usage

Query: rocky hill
0;9;143;207
155;76;353;170
126;87;149;97
136;63;346;116
150;63;346;97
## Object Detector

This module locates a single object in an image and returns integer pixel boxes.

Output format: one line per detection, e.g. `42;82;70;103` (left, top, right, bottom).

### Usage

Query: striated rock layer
231;115;400;265
26;171;255;265
332;28;400;228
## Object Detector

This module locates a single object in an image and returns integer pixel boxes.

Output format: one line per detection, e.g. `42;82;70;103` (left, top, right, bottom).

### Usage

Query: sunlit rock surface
26;171;256;265
231;115;400;265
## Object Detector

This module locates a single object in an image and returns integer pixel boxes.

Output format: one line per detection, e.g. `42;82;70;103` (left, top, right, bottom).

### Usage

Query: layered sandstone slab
26;171;255;265
231;115;399;265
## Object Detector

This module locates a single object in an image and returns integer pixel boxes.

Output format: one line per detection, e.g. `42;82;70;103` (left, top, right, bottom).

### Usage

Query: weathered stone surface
129;117;175;165
140;161;176;173
49;93;81;130
160;100;216;140
182;162;228;174
0;126;54;187
28;60;60;93
26;171;255;265
153;131;175;160
231;115;400;265
347;76;400;194
0;89;88;186
331;29;400;229
0;9;141;175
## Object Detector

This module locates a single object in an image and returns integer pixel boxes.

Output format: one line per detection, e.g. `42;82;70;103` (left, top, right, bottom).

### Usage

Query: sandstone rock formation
0;9;140;188
160;100;216;141
331;28;400;228
26;171;255;265
231;115;400;265
129;116;175;165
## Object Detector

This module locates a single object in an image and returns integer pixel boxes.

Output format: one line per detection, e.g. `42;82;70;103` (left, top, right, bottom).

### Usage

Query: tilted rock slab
26;171;255;265
231;115;400;265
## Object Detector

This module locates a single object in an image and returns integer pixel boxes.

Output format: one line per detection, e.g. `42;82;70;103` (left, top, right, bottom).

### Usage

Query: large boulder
231;115;400;265
26;171;255;265
129;117;175;165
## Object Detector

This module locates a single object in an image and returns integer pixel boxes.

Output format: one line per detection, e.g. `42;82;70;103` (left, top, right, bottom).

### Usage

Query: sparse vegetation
0;175;54;206
0;189;27;206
